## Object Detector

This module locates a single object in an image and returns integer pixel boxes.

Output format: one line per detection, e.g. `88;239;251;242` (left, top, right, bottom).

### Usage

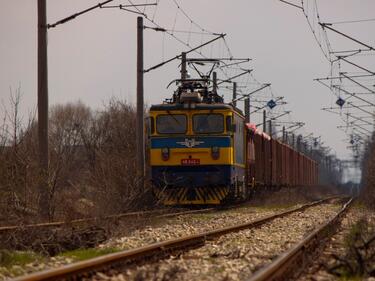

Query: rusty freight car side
245;124;318;191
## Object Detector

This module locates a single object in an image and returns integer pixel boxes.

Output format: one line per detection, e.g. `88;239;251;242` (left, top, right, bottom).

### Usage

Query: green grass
58;247;119;261
339;275;363;281
0;250;44;268
344;218;367;248
352;201;367;211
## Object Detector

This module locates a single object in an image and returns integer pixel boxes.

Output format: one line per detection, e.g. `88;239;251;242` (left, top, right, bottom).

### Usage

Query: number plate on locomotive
181;159;200;165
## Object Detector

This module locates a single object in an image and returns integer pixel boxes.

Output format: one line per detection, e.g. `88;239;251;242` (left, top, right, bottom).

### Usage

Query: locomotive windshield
156;114;187;134
193;114;224;134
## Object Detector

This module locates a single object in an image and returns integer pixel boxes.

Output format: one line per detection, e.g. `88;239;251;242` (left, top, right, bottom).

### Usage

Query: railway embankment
0;188;346;280
0;203;291;280
295;204;375;281
93;201;341;281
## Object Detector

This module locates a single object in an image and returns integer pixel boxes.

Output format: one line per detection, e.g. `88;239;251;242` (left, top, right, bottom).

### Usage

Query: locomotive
149;58;318;205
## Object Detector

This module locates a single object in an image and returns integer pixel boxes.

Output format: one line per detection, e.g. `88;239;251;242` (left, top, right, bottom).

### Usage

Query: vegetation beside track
0;96;154;225
0;200;325;280
58;247;120;262
323;212;375;279
0;250;43;268
295;204;375;281
1;198;341;281
336;134;375;279
361;138;375;209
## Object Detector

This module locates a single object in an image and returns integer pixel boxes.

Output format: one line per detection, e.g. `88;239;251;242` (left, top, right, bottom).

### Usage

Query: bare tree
0;87;39;222
0;95;152;224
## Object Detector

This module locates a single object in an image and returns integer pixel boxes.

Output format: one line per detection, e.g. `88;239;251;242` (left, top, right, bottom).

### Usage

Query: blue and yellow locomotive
149;58;318;205
149;73;249;204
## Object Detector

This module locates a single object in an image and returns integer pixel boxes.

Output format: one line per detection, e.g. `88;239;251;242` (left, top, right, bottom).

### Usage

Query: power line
47;0;115;28
144;33;225;73
329;18;375;25
301;0;333;61
278;0;303;9
144;28;216;35
124;0;237;84
320;22;375;51
172;0;215;35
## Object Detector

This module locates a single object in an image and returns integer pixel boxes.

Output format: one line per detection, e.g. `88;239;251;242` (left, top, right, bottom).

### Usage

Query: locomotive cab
149;103;247;205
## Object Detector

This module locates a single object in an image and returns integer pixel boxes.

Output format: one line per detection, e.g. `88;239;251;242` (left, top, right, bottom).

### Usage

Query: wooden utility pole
282;126;286;142
232;82;237;108
136;16;145;188
38;0;50;219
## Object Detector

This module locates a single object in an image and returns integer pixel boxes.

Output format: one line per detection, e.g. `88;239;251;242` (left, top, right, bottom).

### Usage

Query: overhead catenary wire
53;1;308;138
300;0;333;61
138;0;236;81
47;0;114;28
144;33;225;73
320;23;375;51
124;0;220;60
172;0;215;35
296;1;375;153
329;18;375;25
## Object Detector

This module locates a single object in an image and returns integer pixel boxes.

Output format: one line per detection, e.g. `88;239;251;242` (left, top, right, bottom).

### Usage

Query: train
148;59;318;205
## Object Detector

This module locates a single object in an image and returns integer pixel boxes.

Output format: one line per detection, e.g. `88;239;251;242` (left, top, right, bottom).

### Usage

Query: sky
1;0;374;175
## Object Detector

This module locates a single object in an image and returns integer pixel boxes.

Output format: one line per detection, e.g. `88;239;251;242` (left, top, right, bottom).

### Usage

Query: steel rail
248;197;354;281
12;197;340;281
0;208;217;232
0;196;297;232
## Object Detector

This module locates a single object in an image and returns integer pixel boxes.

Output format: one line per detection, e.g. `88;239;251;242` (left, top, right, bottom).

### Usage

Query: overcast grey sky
1;0;374;166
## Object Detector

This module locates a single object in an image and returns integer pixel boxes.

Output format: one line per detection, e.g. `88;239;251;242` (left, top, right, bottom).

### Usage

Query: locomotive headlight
211;146;220;160
161;147;170;161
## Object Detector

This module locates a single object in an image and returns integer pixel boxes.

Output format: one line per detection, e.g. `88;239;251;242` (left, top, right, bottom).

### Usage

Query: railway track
248;197;353;281
0;206;222;257
0;207;219;233
1;201;260;259
11;196;347;281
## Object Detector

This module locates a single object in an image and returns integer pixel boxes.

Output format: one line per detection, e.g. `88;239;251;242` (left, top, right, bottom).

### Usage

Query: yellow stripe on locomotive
149;105;247;205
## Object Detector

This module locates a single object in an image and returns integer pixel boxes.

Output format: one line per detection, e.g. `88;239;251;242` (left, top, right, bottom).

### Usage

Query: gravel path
91;202;342;281
295;206;375;281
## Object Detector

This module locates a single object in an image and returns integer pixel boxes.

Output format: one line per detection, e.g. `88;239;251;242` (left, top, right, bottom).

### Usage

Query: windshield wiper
166;111;182;126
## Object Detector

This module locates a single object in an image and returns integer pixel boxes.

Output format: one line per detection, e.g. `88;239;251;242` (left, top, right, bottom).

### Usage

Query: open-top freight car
149;58;318;205
247;125;317;189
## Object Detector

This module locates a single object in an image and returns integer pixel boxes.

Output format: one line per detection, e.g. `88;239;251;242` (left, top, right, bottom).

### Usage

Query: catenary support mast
136;16;145;188
37;0;50;219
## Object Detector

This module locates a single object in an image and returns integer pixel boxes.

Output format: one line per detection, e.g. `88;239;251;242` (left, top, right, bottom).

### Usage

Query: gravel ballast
295;205;375;281
92;202;342;281
100;204;293;250
0;204;290;280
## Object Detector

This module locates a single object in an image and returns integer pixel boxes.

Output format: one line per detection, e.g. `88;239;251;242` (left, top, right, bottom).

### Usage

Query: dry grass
360;136;375;209
327;218;375;278
249;184;343;207
327;135;375;279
